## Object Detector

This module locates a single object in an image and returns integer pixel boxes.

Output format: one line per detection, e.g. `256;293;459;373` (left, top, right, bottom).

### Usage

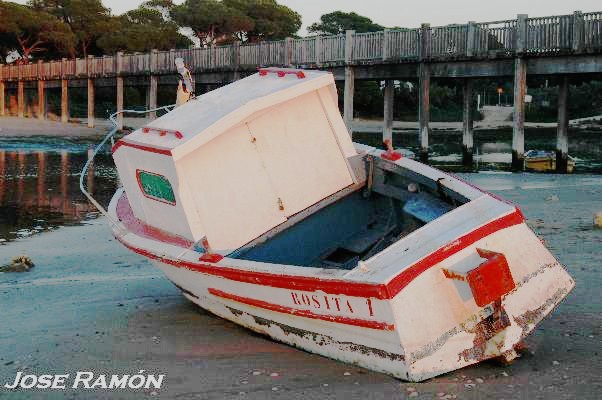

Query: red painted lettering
301;294;311;306
311;294;321;309
333;297;341;311
291;292;301;305
323;296;330;310
346;300;354;313
366;298;374;317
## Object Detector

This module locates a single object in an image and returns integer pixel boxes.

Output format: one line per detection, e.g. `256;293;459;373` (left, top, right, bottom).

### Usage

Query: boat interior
229;156;472;269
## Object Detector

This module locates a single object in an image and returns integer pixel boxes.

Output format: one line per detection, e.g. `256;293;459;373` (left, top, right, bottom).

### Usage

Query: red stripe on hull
383;209;525;297
115;208;524;300
115;236;389;298
112;139;172;156
208;288;395;331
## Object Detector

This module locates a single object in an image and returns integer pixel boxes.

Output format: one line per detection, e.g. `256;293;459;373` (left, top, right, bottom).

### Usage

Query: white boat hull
128;220;573;381
86;69;574;381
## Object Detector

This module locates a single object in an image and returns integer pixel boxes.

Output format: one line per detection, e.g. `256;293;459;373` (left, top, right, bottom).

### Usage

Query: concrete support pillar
418;64;430;162
512;58;527;171
148;75;158;120
343;66;355;135
87;78;95;128
61;79;69;123
383;79;394;145
0;80;5;116
116;76;124;130
556;76;569;173
17;81;24;118
462;79;474;168
37;80;45;120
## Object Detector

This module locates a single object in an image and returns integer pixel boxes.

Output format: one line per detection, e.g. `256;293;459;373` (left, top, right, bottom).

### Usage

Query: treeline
525;79;602;122
0;1;407;64
0;0;302;62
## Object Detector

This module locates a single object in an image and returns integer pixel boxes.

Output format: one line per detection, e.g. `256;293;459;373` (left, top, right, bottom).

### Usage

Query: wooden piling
418;63;430;162
383;79;394;145
343;30;355;136
0;80;4;116
343;66;355;135
116;76;124;130
512;58;527;171
462;79;474;167
87;78;94;128
17;80;24;118
61;79;69;123
37;80;45;120
556;76;569;173
149;75;158;120
116;52;124;130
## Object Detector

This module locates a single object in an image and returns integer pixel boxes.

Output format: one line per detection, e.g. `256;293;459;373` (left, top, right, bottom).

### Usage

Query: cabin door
246;91;354;217
178;123;287;253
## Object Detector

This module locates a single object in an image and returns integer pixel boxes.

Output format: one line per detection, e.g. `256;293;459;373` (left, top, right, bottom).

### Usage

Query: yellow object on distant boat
524;150;575;173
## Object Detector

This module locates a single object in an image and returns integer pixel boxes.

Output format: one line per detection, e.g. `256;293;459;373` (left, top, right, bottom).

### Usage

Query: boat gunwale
109;186;525;300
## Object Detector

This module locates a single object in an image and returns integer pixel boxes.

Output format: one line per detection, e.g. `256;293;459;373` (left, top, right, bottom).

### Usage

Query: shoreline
1;115;600;138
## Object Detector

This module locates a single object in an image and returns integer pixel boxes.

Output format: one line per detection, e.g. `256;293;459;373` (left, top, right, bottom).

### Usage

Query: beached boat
525;150;575;173
82;68;574;381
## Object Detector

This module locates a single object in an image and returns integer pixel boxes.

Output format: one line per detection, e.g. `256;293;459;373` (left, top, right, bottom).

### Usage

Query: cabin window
136;170;176;205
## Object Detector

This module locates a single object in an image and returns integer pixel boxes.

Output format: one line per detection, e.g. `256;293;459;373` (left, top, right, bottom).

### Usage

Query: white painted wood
106;161;575;381
177;123;287;252
114;70;358;251
113;148;196;240
106;70;575;381
248;91;353;216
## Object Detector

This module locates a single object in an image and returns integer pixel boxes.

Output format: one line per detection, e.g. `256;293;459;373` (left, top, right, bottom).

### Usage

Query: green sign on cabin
137;170;176;205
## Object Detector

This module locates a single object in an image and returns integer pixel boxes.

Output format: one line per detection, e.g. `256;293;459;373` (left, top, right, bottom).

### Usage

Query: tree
224;0;301;42
171;0;253;46
0;2;75;62
97;5;192;53
29;0;112;57
308;11;384;35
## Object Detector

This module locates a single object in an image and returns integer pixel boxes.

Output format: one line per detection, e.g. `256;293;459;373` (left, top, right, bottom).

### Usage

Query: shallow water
1;134;601;249
354;127;602;173
459;172;602;313
0;137;117;243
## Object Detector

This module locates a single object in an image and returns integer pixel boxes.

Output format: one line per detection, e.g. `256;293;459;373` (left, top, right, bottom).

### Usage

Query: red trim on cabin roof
142;127;184;139
208;288;395;331
114;191;524;300
259;68;306;79
112;139;173;156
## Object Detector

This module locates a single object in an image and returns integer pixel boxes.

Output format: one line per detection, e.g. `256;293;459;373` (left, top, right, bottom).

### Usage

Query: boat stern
391;219;574;382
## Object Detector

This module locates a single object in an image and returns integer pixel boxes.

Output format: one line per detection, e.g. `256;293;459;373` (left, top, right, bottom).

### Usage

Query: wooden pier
1;11;602;172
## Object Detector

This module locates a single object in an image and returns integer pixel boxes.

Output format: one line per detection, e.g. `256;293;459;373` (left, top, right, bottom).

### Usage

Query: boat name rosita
291;291;375;316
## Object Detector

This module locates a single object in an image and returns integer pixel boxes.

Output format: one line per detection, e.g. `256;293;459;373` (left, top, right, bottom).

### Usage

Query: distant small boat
82;67;574;382
525;150;575;173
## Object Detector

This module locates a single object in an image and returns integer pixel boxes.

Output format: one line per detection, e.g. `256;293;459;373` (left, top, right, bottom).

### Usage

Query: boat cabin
113;68;482;269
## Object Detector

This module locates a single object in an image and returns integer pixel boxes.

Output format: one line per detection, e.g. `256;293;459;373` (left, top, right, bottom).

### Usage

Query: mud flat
0;117;106;138
0;173;600;399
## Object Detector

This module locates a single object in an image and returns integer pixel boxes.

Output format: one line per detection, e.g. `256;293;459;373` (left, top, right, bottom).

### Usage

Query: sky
11;0;602;35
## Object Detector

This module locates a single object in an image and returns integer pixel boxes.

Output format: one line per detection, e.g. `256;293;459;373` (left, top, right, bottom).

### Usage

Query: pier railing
1;10;601;81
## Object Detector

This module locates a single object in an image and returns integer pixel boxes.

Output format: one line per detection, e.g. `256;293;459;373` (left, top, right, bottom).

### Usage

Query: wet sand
0;173;601;399
0;117;106;137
